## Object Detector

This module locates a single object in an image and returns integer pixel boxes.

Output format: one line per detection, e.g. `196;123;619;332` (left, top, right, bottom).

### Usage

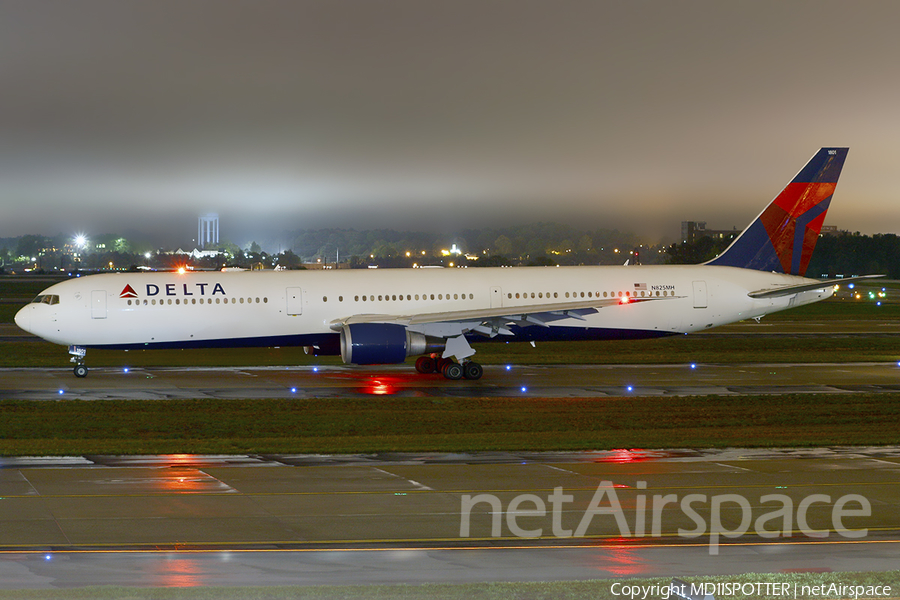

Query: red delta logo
759;181;835;276
119;284;138;299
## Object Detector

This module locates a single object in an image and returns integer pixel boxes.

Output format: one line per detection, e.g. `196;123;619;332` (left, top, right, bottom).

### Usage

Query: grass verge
0;570;896;599
2;394;899;455
3;332;900;369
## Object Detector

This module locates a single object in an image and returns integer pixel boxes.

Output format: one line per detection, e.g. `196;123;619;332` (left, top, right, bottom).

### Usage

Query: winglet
706;148;848;275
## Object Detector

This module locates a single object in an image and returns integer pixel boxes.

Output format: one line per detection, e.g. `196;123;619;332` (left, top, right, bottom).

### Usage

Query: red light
619;296;630;305
360;378;398;395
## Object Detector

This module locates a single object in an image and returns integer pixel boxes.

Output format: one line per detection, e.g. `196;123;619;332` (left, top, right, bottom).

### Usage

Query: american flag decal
634;283;647;291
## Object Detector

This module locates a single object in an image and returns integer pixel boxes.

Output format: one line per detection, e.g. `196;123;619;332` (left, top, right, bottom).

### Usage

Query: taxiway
3;361;900;400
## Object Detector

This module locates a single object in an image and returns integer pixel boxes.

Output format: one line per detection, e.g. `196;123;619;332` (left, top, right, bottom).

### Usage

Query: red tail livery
707;148;847;275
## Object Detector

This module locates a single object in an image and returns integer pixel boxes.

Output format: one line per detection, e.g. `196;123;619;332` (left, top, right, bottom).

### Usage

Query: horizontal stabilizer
748;274;884;299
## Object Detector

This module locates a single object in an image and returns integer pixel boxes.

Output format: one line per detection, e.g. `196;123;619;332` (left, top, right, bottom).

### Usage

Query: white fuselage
15;265;832;351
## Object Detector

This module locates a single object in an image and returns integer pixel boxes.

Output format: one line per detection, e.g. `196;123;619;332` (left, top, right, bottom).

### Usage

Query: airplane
15;147;876;380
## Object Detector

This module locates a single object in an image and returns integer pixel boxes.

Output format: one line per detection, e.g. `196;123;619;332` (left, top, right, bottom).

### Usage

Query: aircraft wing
747;274;884;299
329;294;681;336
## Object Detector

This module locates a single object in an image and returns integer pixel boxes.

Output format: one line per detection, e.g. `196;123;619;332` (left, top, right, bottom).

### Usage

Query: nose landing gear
69;345;88;378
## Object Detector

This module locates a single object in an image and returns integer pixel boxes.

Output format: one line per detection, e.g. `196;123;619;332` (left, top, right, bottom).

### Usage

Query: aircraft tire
442;362;463;380
74;364;88;378
415;356;436;374
463;362;483;380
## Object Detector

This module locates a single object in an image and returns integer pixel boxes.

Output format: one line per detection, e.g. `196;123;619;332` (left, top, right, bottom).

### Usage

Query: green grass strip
2;394;899;455
3;332;900;369
0;570;896;599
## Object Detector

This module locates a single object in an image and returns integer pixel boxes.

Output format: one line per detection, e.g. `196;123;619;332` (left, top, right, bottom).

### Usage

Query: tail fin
706;147;848;275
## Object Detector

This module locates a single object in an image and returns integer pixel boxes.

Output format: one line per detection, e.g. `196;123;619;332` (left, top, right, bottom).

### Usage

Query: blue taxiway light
290;387;297;393
58;390;64;395
690;363;697;369
505;365;512;371
312;367;318;373
123;367;129;373
626;386;633;392
520;386;527;393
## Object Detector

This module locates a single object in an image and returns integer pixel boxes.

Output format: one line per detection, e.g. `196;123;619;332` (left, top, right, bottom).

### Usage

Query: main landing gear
69;345;88;378
414;355;483;380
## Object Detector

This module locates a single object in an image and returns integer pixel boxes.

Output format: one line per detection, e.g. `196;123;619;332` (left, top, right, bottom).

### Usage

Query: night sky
3;1;899;246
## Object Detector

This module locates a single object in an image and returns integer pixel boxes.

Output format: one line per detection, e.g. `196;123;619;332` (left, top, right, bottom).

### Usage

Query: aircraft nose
14;306;31;333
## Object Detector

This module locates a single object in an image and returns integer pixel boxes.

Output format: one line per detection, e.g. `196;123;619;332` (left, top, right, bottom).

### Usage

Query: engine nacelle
339;323;443;365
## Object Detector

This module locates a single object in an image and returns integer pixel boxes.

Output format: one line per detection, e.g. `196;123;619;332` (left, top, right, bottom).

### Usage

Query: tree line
665;232;900;278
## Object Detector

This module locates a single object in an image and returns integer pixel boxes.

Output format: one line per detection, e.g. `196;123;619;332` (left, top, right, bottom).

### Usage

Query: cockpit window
30;295;60;305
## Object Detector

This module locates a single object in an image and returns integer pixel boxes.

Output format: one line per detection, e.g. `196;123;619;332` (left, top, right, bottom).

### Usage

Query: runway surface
1;448;898;588
4;361;900;400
